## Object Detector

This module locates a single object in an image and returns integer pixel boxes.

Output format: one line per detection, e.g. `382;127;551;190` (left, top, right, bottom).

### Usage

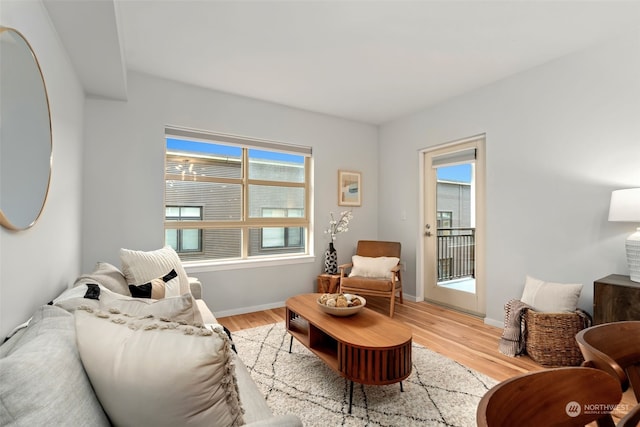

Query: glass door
423;137;485;315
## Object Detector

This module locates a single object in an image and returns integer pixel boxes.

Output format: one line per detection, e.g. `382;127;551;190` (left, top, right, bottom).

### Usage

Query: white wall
4;3;637;334
83;71;378;316
0;1;85;337
379;31;640;325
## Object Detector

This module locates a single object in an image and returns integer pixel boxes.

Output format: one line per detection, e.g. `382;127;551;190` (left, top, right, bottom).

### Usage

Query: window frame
165;205;204;254
259;207;305;250
164;127;312;264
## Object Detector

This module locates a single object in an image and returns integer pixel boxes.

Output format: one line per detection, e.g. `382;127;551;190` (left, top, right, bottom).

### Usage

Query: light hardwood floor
219;295;637;423
219;295;541;381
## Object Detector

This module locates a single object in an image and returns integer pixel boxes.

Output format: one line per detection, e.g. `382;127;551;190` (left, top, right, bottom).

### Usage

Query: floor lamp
609;188;640;282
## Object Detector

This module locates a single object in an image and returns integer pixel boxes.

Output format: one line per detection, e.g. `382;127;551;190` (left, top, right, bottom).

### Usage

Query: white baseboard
484;317;503;328
214;293;420;319
214;301;286;318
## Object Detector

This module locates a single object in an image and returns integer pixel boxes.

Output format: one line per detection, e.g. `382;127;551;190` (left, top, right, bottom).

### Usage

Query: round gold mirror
0;27;52;231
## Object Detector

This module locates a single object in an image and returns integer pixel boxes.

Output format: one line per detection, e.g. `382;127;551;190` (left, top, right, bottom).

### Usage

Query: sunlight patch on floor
438;278;475;294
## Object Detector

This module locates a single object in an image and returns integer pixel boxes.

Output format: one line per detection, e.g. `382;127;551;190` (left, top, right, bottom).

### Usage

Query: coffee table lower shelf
287;314;339;371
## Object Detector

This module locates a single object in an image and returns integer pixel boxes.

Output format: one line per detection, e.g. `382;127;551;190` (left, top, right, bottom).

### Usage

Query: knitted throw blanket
498;299;531;357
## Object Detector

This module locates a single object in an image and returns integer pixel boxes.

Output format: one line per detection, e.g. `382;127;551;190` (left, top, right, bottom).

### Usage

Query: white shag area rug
232;322;497;427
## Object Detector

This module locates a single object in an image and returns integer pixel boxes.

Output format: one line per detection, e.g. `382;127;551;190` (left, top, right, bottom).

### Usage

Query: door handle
425;224;432;237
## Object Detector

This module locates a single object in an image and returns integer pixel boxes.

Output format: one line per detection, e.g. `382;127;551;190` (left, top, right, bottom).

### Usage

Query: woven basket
524;308;592;367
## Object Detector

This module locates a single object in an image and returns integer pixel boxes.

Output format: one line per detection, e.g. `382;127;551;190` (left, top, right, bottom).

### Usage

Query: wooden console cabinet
593;274;640;324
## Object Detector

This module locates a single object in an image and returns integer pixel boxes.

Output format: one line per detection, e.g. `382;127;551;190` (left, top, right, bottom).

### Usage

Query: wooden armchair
576;321;640;402
618;402;640;427
477;367;622;427
338;240;402;317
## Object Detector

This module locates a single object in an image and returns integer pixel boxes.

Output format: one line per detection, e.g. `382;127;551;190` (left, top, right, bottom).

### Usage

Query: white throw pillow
520;275;583;313
74;310;244;427
120;246;190;297
349;255;400;279
74;262;130;296
54;284;204;326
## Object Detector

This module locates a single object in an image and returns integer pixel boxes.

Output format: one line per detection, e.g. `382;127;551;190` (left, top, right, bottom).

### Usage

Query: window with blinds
164;127;311;262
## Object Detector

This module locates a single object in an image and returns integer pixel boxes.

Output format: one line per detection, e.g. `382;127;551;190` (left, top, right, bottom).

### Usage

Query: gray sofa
0;274;302;427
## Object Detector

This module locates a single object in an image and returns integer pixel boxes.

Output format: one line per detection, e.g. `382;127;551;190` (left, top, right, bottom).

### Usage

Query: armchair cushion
348;255;400;279
340;277;399;293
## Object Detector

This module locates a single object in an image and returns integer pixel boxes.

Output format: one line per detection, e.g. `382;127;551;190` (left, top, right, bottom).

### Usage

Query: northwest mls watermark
565;401;632;417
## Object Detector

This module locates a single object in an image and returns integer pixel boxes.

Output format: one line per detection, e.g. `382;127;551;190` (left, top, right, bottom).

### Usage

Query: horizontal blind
166;126;312;157
431;148;476;168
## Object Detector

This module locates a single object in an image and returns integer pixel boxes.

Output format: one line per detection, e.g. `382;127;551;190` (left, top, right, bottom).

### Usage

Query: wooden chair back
355;240;401;259
575;321;640;402
477;367;621;427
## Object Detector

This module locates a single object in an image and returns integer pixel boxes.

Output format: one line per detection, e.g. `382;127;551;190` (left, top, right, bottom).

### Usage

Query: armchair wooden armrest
338;263;353;275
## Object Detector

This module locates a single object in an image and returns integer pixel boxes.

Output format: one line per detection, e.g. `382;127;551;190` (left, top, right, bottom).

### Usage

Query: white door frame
416;134;486;315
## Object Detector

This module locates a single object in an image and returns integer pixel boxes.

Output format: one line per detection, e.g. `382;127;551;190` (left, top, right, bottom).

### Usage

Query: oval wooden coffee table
285;293;412;413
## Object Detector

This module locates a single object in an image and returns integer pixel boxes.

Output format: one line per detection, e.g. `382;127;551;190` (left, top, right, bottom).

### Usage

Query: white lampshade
609;188;640;283
609;188;640;222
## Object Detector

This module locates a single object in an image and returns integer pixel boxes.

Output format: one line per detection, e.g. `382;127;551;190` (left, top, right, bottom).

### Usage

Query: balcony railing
437;228;475;282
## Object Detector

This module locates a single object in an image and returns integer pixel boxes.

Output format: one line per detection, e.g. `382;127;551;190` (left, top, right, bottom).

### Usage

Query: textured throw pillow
120;246;190;297
349;255;400;279
74;310;244;427
128;269;179;299
74;262;130;296
520;275;583;313
108;294;205;325
0;306;110;426
54;283;204;326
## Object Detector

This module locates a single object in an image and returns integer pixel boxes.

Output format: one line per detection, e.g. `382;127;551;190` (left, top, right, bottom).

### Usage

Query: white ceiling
45;1;640;125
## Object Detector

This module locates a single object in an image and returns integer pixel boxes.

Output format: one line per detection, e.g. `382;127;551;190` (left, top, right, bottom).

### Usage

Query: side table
593;274;640;324
317;273;340;293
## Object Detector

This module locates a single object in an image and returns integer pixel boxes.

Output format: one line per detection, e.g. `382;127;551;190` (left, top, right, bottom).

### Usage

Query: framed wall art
338;170;361;206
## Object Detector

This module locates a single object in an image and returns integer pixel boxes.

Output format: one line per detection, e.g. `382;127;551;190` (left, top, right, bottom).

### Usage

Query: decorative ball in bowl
317;293;366;317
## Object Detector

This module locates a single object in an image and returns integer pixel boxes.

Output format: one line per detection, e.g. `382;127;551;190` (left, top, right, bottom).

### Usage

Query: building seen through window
435;163;475;282
164;127;311;262
165;206;203;253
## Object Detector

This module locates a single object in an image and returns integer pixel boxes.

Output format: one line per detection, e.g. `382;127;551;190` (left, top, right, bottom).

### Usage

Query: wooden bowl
317;294;366;317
